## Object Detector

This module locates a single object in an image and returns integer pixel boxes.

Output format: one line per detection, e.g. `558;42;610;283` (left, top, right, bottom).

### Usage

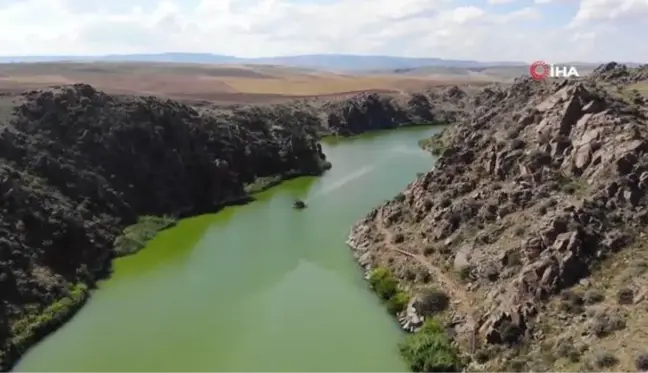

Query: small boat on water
293;199;307;209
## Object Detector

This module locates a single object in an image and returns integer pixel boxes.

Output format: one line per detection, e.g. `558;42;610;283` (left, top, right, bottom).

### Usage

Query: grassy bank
2;283;90;370
113;215;177;257
2;164;328;368
244;161;333;195
1;216;176;370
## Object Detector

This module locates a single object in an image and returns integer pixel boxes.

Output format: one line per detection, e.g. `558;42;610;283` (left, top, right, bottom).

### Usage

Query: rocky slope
0;83;332;370
347;63;648;371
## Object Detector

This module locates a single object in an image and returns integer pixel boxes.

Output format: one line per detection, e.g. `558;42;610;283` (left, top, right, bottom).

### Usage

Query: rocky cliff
347;63;648;371
318;89;470;135
0;83;331;370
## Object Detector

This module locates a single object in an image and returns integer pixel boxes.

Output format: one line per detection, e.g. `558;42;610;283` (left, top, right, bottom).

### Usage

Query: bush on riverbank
368;267;410;315
10;283;89;352
399;318;461;372
113;215;177;256
387;291;411;315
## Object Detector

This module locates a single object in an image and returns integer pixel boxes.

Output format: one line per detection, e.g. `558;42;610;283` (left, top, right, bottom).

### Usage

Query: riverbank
14;125;445;372
345;64;648;371
347;220;462;372
244;161;333;194
0;83;332;371
2;284;89;370
0;82;458;371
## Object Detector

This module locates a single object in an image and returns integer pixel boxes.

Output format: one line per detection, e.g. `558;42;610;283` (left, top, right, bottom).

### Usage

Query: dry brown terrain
0;62;497;104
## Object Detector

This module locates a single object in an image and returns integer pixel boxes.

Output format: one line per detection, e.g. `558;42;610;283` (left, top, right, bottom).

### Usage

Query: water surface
16;126;443;372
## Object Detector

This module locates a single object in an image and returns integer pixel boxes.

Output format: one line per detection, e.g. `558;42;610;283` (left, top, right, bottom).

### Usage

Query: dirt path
375;207;477;335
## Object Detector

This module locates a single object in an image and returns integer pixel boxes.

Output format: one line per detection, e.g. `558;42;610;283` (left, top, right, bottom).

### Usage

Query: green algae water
15;126;444;372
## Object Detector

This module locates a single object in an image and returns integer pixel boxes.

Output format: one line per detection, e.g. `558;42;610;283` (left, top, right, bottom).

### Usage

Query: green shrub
368;267;411;315
399;319;461;372
387;291;410;315
368;267;399;300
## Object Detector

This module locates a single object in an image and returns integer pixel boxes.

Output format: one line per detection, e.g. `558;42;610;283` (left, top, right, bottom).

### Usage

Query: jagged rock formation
347;63;648;371
0;84;329;370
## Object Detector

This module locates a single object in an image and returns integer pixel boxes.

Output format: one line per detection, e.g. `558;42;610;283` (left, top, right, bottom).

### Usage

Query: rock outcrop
347;63;648;371
398;297;425;333
319;90;468;135
590;62;648;85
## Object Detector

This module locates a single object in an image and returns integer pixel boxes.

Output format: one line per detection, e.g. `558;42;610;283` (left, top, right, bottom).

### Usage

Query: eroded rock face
321;88;472;135
347;64;648;366
0;84;330;369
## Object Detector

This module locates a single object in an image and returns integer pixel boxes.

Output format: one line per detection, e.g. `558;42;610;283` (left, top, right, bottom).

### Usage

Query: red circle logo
529;61;549;80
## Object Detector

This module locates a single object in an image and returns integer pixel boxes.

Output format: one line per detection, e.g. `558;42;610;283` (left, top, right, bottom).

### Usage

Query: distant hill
0;53;239;65
1;53;643;75
370;64;604;81
0;53;526;72
250;55;526;71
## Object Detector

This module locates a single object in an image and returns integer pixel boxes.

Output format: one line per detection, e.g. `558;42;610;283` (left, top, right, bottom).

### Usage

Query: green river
15;126;443;372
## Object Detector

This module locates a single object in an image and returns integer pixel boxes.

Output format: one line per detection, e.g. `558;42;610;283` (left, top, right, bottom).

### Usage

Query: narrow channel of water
15;126;444;372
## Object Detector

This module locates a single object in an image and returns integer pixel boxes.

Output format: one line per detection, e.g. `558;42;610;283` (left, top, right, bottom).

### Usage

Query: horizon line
0;52;638;65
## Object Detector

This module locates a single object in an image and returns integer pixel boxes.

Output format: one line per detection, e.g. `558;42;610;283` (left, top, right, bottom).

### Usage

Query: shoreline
1;167;331;372
3;284;90;372
346;215;426;334
3;123;441;372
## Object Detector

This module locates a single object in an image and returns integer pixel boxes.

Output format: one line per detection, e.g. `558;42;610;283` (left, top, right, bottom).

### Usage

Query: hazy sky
0;0;646;61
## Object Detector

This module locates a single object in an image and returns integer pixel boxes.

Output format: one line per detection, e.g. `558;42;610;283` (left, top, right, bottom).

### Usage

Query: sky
0;0;646;62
